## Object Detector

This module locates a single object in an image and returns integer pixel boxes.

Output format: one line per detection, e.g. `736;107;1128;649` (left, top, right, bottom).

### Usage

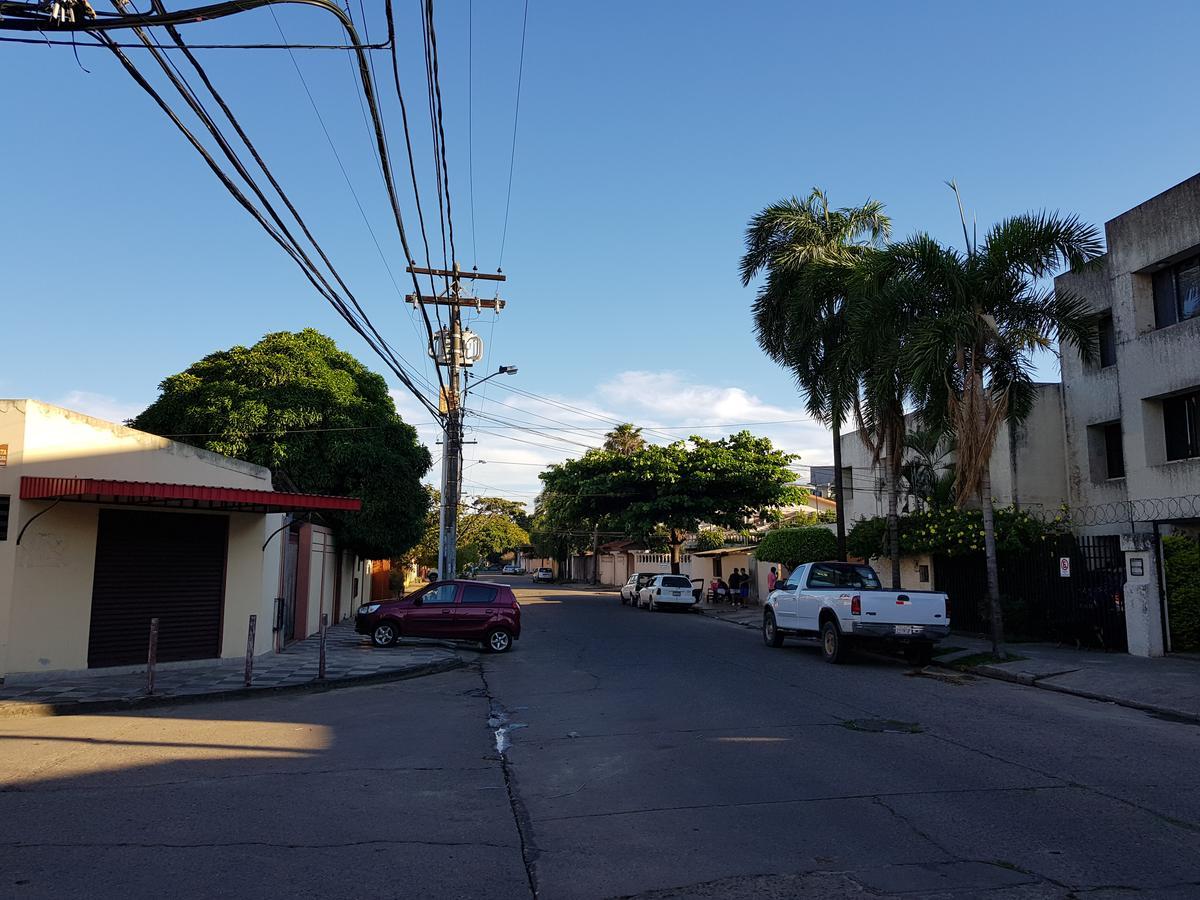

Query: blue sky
3;1;1199;503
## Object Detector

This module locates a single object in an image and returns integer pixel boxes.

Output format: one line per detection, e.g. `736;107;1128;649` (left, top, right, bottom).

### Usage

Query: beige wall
1056;174;1200;522
0;400;292;677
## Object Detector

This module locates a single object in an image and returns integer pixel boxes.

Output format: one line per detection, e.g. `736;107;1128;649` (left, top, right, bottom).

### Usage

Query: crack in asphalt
535;782;1074;823
478;663;540;899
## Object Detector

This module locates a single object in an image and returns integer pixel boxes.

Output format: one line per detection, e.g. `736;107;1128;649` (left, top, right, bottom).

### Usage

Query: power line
497;0;528;269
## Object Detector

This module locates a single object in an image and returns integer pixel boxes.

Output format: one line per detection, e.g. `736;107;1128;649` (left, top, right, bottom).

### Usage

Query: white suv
532;567;554;583
638;574;699;611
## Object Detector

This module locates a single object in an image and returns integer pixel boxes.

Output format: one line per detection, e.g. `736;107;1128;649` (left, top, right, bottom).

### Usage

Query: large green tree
884;191;1101;656
740;189;891;560
540;431;802;573
132;329;432;559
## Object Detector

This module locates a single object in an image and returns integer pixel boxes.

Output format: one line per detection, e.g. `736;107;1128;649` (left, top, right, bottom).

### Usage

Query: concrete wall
1056;173;1200;521
838;384;1069;525
0;400;291;677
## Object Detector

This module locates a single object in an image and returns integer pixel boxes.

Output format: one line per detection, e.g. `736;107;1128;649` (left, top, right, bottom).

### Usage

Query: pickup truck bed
763;561;950;664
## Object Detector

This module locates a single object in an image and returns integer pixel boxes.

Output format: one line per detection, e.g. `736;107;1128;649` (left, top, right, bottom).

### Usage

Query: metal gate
935;534;1127;650
88;509;228;668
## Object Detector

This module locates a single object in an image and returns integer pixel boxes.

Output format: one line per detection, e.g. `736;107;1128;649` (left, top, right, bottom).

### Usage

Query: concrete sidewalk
935;636;1200;722
696;601;1200;722
0;623;463;717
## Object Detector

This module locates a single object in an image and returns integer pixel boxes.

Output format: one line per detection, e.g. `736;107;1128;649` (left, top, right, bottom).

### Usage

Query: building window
0;495;8;541
1103;422;1125;478
840;467;854;500
1098;314;1117;368
918;564;930;583
1153;254;1200;328
1164;390;1200;461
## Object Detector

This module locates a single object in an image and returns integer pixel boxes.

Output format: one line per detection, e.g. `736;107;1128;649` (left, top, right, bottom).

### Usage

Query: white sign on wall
1059;557;1071;578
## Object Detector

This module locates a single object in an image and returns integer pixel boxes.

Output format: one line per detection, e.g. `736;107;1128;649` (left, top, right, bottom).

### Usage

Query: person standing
727;568;741;604
767;566;778;592
738;568;751;606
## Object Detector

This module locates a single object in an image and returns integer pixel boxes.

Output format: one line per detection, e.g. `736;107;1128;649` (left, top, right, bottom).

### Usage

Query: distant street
3;578;1200;899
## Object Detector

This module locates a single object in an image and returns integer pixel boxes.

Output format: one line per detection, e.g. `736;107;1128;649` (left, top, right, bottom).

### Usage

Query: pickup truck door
772;566;804;628
796;563;839;631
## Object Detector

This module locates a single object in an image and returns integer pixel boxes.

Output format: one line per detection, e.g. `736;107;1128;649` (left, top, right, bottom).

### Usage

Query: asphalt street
2;579;1199;899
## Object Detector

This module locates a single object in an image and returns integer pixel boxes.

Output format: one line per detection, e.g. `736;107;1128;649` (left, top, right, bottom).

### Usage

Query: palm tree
886;187;1102;656
740;189;890;560
603;423;645;456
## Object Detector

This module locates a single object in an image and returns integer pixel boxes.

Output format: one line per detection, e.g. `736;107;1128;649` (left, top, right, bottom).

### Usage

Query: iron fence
935;534;1127;651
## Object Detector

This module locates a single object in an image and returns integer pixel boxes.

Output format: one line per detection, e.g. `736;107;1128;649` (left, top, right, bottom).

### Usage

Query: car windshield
661;576;692;588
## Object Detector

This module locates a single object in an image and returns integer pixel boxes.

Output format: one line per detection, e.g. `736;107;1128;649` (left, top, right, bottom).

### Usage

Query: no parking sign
1059;557;1071;578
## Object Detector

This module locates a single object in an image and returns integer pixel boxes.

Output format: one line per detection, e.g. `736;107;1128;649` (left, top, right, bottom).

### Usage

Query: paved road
2;580;1199;899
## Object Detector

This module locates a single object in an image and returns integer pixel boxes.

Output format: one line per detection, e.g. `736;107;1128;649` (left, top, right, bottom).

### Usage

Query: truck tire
821;619;848;664
763;611;785;648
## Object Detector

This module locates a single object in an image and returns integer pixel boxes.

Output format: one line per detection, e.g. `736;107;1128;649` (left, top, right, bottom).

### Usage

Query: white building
0;400;367;681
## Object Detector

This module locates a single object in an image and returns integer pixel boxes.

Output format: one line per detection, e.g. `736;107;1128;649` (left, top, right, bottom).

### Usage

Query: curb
0;657;465;719
694;606;760;630
930;657;1200;725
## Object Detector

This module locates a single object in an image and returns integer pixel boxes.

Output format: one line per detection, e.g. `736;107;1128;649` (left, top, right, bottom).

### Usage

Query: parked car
356;580;521;653
532;567;554;583
637;574;700;611
762;561;949;665
502;563;525;575
620;572;657;605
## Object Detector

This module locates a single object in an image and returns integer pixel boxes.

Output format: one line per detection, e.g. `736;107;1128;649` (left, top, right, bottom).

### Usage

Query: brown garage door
88;510;229;668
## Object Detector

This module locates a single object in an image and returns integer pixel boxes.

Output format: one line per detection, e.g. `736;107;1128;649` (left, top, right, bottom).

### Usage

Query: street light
464;364;518;396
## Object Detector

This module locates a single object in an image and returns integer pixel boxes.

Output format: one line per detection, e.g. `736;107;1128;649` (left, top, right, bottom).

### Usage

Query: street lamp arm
463;366;518;397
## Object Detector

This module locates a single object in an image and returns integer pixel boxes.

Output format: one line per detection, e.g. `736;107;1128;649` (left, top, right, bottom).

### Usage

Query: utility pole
407;264;507;580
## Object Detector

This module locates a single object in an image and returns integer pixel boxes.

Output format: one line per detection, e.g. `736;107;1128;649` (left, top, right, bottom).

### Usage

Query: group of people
709;568;753;607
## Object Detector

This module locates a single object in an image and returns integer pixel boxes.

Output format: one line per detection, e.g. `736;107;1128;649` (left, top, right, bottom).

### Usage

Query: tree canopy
539;431;803;572
131;329;432;559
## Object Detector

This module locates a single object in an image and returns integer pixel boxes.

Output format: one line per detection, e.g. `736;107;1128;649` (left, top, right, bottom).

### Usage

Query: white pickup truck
762;561;950;665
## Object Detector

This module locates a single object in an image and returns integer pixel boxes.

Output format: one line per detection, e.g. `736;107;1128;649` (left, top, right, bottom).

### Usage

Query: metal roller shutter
88;510;229;668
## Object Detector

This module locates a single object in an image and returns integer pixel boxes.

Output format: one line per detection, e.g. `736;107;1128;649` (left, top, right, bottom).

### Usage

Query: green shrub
1164;535;1200;652
846;506;1069;559
754;527;837;568
695;528;727;552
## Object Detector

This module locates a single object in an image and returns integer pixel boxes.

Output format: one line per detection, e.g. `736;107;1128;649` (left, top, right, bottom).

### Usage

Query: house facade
837;383;1071;525
1055;173;1200;655
0;400;366;681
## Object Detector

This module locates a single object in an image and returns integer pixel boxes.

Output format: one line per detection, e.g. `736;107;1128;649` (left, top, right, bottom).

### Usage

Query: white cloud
399;370;834;507
54;391;144;424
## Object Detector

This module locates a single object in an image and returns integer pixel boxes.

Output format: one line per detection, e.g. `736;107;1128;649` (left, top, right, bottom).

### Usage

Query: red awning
20;477;361;514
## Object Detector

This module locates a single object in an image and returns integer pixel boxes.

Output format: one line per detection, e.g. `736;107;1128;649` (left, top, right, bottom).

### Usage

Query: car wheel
485;628;513;653
371;621;399;648
821;619;848;664
763;611;785;648
905;643;934;667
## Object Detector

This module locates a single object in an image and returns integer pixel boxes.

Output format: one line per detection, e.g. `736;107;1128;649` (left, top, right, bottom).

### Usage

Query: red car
356;580;521;653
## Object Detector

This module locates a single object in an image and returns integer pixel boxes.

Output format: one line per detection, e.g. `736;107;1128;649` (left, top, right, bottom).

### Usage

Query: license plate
671;591;682;597
894;625;915;635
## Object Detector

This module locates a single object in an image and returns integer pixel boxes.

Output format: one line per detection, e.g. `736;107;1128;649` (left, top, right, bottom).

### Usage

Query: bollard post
318;613;329;680
244;614;257;688
146;617;159;695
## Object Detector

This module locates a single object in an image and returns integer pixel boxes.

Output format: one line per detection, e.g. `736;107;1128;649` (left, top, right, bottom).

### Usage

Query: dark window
1098;314;1117;367
1164;390;1200;461
1103;422;1125;478
840;467;854;500
919;564;930;583
806;563;882;590
661;576;692;588
0;495;9;541
1153;255;1200;328
462;584;498;605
